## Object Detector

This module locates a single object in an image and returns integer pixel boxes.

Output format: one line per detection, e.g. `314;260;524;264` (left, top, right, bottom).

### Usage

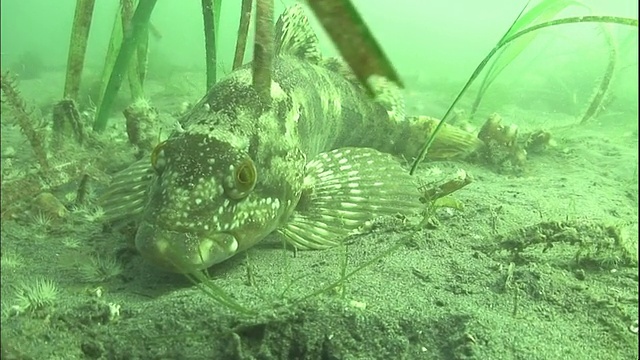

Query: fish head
135;124;302;273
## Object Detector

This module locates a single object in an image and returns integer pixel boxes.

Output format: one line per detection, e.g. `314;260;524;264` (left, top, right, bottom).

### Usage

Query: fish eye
151;141;168;174
225;158;257;199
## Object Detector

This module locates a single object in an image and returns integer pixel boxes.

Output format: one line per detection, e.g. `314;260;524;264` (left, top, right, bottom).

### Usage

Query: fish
100;4;482;273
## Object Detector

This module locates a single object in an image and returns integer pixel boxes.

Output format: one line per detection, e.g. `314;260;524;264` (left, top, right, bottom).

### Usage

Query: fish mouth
135;222;239;273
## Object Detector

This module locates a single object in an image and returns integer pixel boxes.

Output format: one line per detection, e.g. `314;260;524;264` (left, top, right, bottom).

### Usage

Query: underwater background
1;0;638;359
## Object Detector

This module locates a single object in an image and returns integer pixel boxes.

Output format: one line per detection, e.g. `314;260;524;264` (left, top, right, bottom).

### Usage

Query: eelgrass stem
202;0;218;90
409;15;639;175
63;0;96;101
93;0;157;132
233;0;253;70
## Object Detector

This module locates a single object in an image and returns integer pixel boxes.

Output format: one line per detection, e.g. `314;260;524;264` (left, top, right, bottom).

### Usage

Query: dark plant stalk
252;0;273;103
136;21;150;88
409;15;639;175
63;0;96;101
202;0;217;90
306;0;403;95
122;0;144;100
233;0;253;70
52;99;85;145
93;0;157;132
214;0;222;46
75;174;90;205
96;3;125;111
580;26;617;125
468;55;500;120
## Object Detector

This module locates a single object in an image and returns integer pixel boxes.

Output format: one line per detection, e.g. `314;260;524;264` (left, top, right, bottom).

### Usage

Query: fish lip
135;222;239;273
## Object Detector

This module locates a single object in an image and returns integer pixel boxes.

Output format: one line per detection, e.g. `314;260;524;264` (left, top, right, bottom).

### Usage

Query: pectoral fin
279;147;421;250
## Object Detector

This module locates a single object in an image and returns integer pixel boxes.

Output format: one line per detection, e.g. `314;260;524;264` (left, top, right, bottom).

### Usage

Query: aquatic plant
122;0;150;101
233;0;253;70
1;252;25;270
469;1;621;126
294;235;409;305
52;98;86;147
80;206;106;223
579;25;617;125
2;73;115;221
306;0;402;95
185;229;412;316
0;72;49;171
61;237;82;249
62;0;95;101
93;0;157;132
95;1;136;116
77;253;123;283
201;0;218;90
186;270;257;315
123;97;159;156
1;71;112;220
51;0;95;149
252;0;275;103
409;5;639;174
30;211;53;230
468;0;585;120
12;278;59;313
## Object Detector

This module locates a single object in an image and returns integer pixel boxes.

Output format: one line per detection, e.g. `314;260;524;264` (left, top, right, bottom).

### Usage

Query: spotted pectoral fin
99;159;155;223
278;147;422;250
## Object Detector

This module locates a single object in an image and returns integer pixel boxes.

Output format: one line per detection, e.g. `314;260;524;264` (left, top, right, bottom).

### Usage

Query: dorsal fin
275;4;321;63
320;57;361;87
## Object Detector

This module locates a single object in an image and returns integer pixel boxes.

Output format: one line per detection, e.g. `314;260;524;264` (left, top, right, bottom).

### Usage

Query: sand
1;71;638;360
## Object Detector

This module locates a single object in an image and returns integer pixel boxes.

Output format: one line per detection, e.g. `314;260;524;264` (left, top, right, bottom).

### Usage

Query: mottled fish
101;5;481;273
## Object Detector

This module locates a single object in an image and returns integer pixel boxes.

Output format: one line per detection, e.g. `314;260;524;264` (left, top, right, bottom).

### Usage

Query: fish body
102;5;481;273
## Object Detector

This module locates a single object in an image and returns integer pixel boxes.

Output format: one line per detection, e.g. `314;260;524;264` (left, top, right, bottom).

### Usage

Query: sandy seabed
1;71;638;360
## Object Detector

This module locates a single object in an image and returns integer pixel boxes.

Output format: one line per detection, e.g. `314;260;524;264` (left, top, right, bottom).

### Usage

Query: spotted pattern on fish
100;4;481;273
